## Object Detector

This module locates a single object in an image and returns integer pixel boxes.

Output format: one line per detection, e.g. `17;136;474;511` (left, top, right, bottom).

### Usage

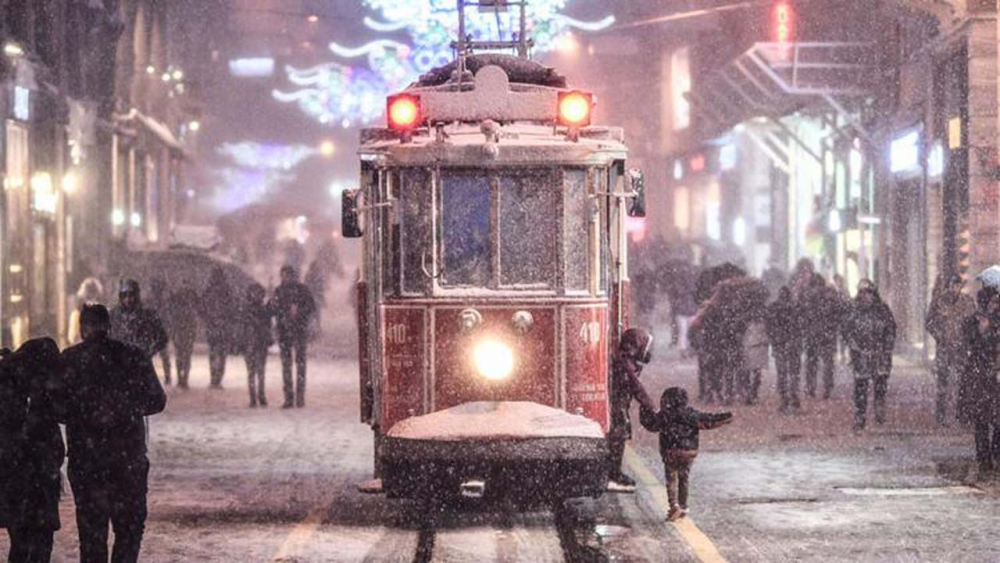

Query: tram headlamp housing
473;339;515;381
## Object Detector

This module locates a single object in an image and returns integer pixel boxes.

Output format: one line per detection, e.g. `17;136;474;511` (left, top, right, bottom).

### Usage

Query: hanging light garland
273;0;614;127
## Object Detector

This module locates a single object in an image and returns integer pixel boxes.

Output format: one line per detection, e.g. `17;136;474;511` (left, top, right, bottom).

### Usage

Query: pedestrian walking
201;267;236;389
270;265;317;408
957;287;1000;476
766;287;803;413
147;277;173;385
60;304;167;563
842;280;897;430
607;328;654;489
1;338;65;563
110;279;168;362
169;281;200;389
926;274;975;425
801;274;844;399
737;307;768;405
242;283;273;408
632;383;732;522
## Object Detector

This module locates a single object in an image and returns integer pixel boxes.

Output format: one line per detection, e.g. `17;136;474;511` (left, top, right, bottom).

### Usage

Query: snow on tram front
343;52;646;501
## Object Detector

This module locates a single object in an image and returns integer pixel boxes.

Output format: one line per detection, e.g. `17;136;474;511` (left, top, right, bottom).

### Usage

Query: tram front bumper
380;401;609;501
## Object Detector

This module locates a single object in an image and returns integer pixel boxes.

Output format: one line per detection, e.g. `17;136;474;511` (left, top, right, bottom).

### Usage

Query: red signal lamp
557;90;593;128
387;94;421;131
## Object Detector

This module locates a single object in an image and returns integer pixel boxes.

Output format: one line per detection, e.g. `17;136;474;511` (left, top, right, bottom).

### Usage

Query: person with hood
201;267;236;389
958;286;1000;475
607;327;654;489
110;279;168;361
926;274;976;425
1;338;65;563
61;304;167;563
842;280;897;429
270;265;317;408
766;286;804;413
242;283;273;408
633;384;732;521
147;277;173;385
801;274;845;400
168;280;201;389
68;277;105;345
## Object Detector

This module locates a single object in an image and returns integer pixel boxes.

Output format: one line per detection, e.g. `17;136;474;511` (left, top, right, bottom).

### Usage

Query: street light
319;140;335;157
188;120;201;132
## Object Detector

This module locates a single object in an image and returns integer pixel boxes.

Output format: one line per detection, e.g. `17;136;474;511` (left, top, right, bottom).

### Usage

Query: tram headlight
473;339;515;381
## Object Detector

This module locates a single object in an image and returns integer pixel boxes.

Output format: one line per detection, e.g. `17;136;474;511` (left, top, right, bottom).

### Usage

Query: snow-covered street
4;348;1000;562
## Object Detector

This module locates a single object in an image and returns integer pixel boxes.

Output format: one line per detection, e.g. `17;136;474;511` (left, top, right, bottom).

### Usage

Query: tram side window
498;172;558;287
441;175;491;287
399;169;432;294
563;170;589;292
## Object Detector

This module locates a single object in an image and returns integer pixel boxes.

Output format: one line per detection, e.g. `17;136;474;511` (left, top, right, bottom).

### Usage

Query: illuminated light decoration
673;160;684;181
689;153;706;172
4;42;24;57
719;142;737;171
773;1;794;43
928;140;944;178
229;58;276;78
188;120;201;132
890;130;920;174
388;94;421;130
217;142;319;170
112;209;126;226
733;216;747;245
62;171;79;195
274;0;615;127
130;212;142;227
13;86;29;121
319;140;336;156
31;172;57;214
827;209;842;233
557;91;592;127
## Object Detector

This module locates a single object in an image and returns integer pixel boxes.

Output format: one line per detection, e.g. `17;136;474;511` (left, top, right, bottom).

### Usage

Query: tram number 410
578;321;602;346
386;323;409;345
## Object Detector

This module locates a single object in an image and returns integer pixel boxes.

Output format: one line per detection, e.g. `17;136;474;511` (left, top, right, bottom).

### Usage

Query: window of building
671;47;691;131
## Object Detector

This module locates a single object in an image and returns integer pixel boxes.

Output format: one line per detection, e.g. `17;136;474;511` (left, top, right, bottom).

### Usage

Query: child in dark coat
242;283;273;408
637;385;732;521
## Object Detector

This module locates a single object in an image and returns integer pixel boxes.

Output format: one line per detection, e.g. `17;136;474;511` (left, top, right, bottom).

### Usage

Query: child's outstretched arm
697;411;733;430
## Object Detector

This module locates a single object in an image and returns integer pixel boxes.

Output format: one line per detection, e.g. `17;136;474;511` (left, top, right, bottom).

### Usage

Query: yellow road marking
273;507;325;561
624;446;728;563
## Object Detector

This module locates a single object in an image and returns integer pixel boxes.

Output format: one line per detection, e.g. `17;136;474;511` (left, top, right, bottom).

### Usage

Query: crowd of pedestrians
0;262;319;563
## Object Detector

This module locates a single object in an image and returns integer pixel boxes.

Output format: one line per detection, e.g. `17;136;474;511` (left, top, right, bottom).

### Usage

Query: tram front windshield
395;167;593;294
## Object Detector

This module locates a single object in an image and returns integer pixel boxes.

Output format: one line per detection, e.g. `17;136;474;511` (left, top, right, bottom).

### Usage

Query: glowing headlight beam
473;340;515;381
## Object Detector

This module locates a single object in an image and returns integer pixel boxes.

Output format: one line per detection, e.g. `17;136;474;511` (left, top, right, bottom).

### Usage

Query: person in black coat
147;277;173;386
767;286;804;413
242;283;273;408
636;386;732;521
801;274;846;400
1;338;65;563
270;265;317;408
110;279;168;360
842;281;897;429
201;267;236;389
607;328;654;488
958;287;1000;475
60;304;167;563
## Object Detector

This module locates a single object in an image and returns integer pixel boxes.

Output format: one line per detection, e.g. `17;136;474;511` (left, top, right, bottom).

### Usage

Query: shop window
671;47;691;131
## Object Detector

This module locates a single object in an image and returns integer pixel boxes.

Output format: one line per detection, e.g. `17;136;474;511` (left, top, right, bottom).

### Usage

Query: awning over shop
115;109;186;154
688;41;878;141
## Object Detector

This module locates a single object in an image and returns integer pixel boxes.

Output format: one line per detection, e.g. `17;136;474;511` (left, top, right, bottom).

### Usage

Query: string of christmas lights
273;1;614;127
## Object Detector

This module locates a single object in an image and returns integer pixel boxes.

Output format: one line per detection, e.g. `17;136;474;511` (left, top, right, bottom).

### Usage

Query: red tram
343;4;645;502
